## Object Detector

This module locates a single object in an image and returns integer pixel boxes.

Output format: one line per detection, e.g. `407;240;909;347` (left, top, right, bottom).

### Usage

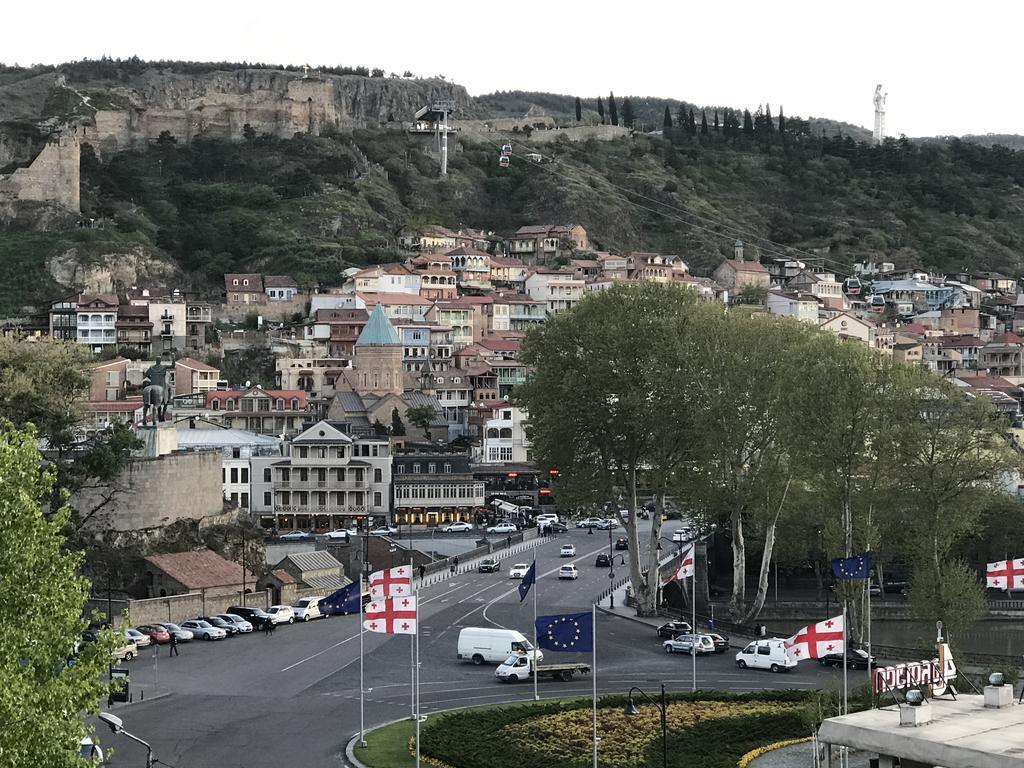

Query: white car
79;737;104;763
672;527;695;543
443;521;473;533
558;565;579;580
292;596;325;622
509;563;531;579
124;628;151;648
266;605;296;624
559;544;576;557
217;614;254;633
487;523;518;534
280;530;311;540
112;641;137;661
536;513;560;525
664;634;715;655
576;517;605;529
370;526;399;536
180;620;227;640
323;529;351;541
161;622;194;642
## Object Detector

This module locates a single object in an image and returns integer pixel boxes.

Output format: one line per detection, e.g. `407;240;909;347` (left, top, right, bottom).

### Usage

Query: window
374;492;383;507
230;467;238;483
276;398;284;410
298;447;308;458
230;492;238;505
371;445;379;457
263;468;272;483
241;493;249;508
211;399;220;411
757;646;771;656
374;468;382;483
241;468;249;483
412;463;421;474
243;279;249;286
291;398;299;410
233;279;239;286
336;447;345;459
264;491;272;506
443;463;452;473
232;447;241;459
428;463;436;474
397;464;406;474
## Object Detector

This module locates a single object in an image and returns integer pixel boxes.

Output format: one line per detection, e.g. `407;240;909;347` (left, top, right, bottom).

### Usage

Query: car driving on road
663;634;715;655
509;563;531;578
545;522;569;533
614;537;629;551
280;530;311;540
656;621;692;639
370;526;399;536
595;553;611;567
575;517;604;529
559;544;576;557
443;521;473;532
478;558;501;573
558;564;579;580
818;648;876;669
708;632;730;653
486;523;517;534
180;620;227;641
735;639;796;673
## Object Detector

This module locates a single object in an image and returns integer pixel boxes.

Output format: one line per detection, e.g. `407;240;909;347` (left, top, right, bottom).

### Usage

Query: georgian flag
363;595;417;635
986;559;1024;589
783;615;844;661
369;565;412;598
661;545;695;585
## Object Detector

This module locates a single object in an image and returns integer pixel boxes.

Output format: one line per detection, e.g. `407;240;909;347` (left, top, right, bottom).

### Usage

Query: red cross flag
369;565;412;598
986;559;1024;590
363;595;418;635
661;545;695;585
784;615;844;661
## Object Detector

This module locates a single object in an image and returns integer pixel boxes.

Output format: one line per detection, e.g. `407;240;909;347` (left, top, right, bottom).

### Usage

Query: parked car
487;523;517;534
266;605;296;625
735;639;796;672
442;521;473;533
135;624;171;644
595;518;618;530
576;517;605;529
478;558;501;573
280;530;311;540
656;621;693;639
614;537;629;551
558;565;579;580
323;529;351;541
818;649;876;670
124;628;152;648
227;606;275;630
545;522;569;533
180;620;227;640
672;527;695;543
217;613;254;633
112;641;138;661
161;622;194;642
536;513;560;525
595;553;611;567
708;633;730;653
202;615;240;635
370;526;399;536
292;597;325;622
664;634;715;655
509;563;531;579
560;544;576;557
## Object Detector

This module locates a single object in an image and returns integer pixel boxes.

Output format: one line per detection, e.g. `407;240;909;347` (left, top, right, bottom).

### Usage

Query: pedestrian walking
263;618;272;636
419;564;426;581
268;619;275;636
169;633;179;657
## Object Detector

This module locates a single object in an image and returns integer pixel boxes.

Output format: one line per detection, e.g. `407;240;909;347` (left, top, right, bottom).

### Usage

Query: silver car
217;614;254;633
180;619;227;640
664;633;715;655
161;622;194;642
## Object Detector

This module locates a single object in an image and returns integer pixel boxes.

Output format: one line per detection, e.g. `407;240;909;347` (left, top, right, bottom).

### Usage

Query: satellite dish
245;380;251;388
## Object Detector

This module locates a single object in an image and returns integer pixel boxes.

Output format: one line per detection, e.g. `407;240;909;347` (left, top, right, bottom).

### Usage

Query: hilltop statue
873;84;887;144
141;359;171;425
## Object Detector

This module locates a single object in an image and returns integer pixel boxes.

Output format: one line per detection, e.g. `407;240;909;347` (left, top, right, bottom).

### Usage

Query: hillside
3;61;1024;314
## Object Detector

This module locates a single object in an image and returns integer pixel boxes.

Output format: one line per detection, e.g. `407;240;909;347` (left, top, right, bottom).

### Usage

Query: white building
766;290;819;323
525;269;585;315
175;427;285;512
352;266;422;295
481;406;531;464
76;294;118;353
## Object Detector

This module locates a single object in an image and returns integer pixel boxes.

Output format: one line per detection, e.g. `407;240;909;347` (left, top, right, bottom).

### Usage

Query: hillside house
143;548;256;600
264;275;299;302
766;290;818;323
76;293;119;353
174;357;221;396
712;259;769;296
525;269;584;315
225;274;265;306
509;224;588;264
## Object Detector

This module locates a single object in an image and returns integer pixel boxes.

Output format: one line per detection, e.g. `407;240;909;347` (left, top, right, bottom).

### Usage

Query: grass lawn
354;718;417;768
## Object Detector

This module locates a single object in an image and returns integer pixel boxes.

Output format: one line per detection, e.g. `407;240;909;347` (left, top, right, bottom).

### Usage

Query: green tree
765;103;774;132
908;559;986;638
0;421;119;766
714;110;720;132
221;343;277;388
735;284;768;305
405;404;438;441
621;98;635;128
372;419;389;436
242;123;257;143
700;110;709;135
574;96;582;122
777;106;786;134
596;96;605;124
742;109;754;134
676;103;687;130
391;407;406;436
663;105;673;130
608;92;619;126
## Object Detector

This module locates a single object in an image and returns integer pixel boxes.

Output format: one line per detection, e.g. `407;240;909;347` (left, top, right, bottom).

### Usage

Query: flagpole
866;574;873;705
359;570;366;747
591;603;598;768
415;586;421;768
691;558;697;692
533;557;539;702
410;558;415;721
842;599;848;717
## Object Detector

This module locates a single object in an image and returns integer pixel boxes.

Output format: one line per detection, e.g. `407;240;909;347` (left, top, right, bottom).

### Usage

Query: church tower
353;303;404;396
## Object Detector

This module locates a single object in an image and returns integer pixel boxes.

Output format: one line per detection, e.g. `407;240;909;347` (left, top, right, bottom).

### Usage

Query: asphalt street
98;525;845;768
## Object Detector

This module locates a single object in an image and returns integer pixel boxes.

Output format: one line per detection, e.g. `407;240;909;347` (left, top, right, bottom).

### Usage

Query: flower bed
419;691;816;768
737;737;813;768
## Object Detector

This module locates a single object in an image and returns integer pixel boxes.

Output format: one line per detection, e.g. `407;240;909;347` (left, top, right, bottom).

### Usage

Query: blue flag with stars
518;560;536;602
832;552;872;580
535;611;593;652
320;582;362;615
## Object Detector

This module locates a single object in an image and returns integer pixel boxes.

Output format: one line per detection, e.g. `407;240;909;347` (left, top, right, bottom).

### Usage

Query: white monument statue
873;84;887;144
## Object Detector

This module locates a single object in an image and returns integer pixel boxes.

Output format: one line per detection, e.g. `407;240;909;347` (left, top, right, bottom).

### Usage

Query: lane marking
279;632;360;672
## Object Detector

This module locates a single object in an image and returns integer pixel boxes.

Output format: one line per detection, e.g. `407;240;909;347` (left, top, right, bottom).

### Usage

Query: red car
135;624;171;644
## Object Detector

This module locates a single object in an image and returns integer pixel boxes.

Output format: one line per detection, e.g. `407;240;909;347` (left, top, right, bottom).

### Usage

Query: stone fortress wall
0;130;80;213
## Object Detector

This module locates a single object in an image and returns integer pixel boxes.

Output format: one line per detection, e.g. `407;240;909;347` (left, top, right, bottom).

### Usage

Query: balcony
276;478;368;489
274;504;369;516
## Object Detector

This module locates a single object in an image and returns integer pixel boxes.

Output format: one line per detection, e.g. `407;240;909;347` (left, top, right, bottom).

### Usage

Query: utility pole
431;100;456;179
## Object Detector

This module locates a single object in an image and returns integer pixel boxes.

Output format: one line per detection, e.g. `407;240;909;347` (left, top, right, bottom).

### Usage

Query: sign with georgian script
872;643;956;695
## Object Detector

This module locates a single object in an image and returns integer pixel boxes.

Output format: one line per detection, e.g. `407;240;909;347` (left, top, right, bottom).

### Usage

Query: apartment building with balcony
49;295;79;340
423;370;473;429
206;387;310;436
76;293;119;353
508;224;588;265
481;406;532;464
116;304;153;355
393;448;485;526
525;269;585;315
147;300;187;354
268;420;392;532
430;302;474;349
500;295;547;331
174;357;222;396
185;303;214;351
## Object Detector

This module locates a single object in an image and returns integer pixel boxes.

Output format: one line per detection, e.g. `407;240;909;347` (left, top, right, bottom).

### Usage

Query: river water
871;620;1024;657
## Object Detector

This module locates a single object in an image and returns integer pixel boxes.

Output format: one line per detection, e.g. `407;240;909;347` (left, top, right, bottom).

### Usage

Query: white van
536;513;560;525
457;627;544;665
735;639;796;672
292;596;325;622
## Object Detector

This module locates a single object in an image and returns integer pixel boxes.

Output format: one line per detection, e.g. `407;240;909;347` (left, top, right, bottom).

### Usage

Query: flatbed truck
494;653;591;682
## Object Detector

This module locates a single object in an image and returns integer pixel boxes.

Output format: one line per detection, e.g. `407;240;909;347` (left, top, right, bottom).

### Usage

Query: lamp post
623;684;668;768
99;712;154;768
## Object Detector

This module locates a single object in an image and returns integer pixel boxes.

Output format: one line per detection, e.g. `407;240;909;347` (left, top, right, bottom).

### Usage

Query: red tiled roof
720;259;769;274
271;568;297;585
263;275;298;288
145;549;256;590
445;246;491;258
175;357;218;372
995;332;1024;345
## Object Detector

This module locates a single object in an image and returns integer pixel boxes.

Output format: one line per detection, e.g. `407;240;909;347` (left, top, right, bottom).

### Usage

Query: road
99;525;844;767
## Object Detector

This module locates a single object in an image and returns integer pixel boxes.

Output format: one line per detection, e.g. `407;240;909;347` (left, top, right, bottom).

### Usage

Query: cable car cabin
501;144;512;156
842;277;862;296
499;156;510;168
868;294;886;313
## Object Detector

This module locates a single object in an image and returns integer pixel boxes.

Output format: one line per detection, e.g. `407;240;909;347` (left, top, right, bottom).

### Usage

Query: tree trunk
729;508;746;619
627;467;659;617
813;559;824;601
741;513;780;624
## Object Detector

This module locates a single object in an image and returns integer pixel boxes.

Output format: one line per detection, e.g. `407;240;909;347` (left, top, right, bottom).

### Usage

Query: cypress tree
742;109;754;135
687;108;697;135
597;96;605;124
608;92;619;126
700;110;709;135
713;110;720;132
777;106;786;134
676;103;688;129
391;407;406;436
753;104;765;134
575;96;582;122
765;103;774;132
621;98;636;128
663;105;673;130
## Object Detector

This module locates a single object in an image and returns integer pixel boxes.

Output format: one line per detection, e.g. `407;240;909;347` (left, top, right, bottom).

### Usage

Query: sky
4;1;1019;138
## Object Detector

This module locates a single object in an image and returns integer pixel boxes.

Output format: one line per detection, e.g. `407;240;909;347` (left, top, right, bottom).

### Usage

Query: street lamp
623;684;668;768
99;712;154;768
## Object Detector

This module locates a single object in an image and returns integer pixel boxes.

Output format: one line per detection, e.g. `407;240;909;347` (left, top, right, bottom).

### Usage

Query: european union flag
320;582;362;615
518;560;536;602
536;611;593;652
832;552;872;580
